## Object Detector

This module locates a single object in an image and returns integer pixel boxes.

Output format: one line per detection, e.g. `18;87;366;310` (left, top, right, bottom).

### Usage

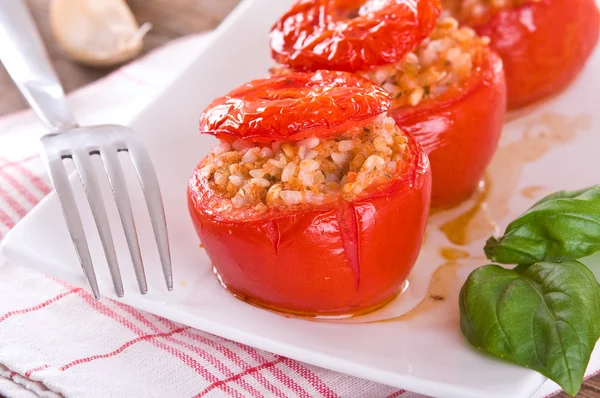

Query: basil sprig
459;185;600;396
460;262;600;396
485;185;600;265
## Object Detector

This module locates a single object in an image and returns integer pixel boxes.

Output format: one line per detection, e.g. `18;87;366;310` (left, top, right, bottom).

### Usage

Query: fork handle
0;0;77;132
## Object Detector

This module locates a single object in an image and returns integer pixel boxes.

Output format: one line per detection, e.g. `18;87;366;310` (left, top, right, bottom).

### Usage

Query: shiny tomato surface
469;0;600;109
188;134;431;316
391;48;506;208
199;70;390;142
270;0;441;72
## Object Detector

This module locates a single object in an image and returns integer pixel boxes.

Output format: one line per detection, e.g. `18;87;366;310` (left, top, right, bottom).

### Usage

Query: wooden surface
0;1;599;397
0;0;240;115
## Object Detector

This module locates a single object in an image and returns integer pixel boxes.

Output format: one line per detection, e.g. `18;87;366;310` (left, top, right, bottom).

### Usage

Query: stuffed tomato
442;0;600;109
188;71;431;316
270;0;506;208
383;20;506;207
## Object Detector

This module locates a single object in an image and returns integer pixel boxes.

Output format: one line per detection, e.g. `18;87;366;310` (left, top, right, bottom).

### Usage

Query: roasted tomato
199;70;390;142
270;0;441;72
189;71;432;316
391;47;506;208
444;0;600;109
270;2;506;208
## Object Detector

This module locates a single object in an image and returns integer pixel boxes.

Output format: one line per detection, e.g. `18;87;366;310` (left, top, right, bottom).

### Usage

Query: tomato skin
270;0;441;72
187;134;431;316
470;0;600;109
391;48;506;208
199;71;391;142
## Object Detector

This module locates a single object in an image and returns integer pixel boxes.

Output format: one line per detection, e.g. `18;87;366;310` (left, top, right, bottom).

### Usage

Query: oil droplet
199;243;204;249
440;247;470;261
440;179;495;246
440;113;591;246
521;185;546;199
180;281;186;287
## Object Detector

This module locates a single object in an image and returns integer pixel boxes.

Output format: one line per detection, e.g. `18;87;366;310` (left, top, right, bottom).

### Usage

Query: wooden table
0;0;240;115
0;1;598;397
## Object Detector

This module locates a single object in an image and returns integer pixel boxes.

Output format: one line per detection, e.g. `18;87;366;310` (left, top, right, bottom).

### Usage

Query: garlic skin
50;0;151;67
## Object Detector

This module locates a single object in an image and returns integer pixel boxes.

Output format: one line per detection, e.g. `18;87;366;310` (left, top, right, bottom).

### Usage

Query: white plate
2;0;600;397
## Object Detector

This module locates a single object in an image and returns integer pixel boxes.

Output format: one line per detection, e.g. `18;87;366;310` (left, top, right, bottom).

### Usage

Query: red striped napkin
0;32;589;398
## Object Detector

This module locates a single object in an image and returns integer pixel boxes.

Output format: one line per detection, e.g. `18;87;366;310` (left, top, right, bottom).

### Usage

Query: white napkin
0;32;595;398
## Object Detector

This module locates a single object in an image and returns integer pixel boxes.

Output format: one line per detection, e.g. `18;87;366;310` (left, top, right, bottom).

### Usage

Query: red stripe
0;187;28;218
25;329;188;377
147;314;267;397
25;365;49;378
171;334;261;397
12;164;50;195
151;313;180;330
194;357;286;398
48;280;325;398
165;317;306;397
0;207;16;231
59;327;186;371
0;156;50;195
223;337;318;398
115;305;286;398
109;302;265;396
110;300;172;333
182;329;286;398
0;167;41;205
153;309;310;397
0;155;38;170
387;390;407;398
113;302;266;396
74;293;219;381
70;291;243;397
282;359;340;398
0;288;81;322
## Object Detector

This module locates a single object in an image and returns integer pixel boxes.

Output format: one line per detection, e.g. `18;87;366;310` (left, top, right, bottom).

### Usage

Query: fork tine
126;142;173;291
100;149;148;294
43;154;101;299
71;151;125;298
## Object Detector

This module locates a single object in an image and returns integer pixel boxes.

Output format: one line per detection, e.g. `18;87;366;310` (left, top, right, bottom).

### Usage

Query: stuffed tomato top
442;0;600;109
270;1;506;209
269;0;490;107
188;71;432;316
270;0;441;72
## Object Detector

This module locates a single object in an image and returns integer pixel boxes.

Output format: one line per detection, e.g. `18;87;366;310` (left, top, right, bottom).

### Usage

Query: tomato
188;133;431;316
199;70;390;142
391;48;506;208
269;2;506;209
466;0;600;109
270;0;441;72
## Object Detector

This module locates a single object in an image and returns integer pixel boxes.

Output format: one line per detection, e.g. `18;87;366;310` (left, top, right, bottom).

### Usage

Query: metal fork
0;0;173;298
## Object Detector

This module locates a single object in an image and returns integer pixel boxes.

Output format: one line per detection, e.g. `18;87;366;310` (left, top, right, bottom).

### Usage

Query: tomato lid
199;70;391;142
270;0;441;72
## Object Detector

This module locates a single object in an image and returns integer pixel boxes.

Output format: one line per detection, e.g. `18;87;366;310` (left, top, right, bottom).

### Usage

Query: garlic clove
49;0;151;67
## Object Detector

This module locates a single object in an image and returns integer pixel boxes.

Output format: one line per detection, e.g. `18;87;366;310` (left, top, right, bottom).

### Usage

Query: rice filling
200;116;410;210
361;17;489;107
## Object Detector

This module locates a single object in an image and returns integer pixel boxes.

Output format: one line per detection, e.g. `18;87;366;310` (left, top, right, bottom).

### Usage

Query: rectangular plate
2;1;600;397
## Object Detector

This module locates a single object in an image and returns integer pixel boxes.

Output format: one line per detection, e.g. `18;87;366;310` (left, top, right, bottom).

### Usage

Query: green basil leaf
485;185;600;265
459;261;600;396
